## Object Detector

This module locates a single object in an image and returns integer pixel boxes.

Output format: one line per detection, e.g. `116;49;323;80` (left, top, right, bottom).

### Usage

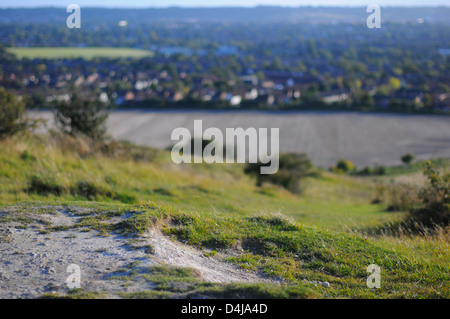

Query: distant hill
1;6;450;25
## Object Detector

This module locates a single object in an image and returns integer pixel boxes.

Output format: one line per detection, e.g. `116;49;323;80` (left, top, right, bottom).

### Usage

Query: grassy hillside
0;132;448;299
7;47;154;60
0;133;405;231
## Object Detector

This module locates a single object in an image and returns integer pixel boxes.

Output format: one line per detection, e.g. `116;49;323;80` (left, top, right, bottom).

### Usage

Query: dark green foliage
401;153;415;165
354;165;386;176
54;93;110;140
245;153;316;193
373;165;386;176
27;174;63;196
26;175;136;203
356;166;373;176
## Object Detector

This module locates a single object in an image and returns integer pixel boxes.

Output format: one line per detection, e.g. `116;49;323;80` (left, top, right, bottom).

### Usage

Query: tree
54;93;109;140
401;153;415;165
245;153;315;194
0;87;29;139
389;77;402;91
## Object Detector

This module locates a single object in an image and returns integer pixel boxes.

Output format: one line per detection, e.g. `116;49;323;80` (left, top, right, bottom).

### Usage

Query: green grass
117;264;317;299
382;158;450;177
0;133;400;232
7;47;154;60
13;202;446;299
0;132;449;299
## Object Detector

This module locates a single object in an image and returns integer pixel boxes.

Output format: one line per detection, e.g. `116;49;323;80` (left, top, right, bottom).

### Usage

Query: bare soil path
0;205;276;298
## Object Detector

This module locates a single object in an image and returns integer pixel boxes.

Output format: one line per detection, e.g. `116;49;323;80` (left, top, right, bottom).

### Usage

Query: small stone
322;282;330;288
44;283;59;292
45;267;56;275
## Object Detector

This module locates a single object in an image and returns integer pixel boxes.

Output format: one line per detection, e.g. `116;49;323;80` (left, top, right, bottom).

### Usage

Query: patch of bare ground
0;206;277;298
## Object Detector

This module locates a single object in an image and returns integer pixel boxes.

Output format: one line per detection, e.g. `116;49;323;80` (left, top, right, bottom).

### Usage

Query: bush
54;93;110;140
332;159;355;173
372;162;450;236
373;165;386;176
245;153;316;193
355;166;372;176
406;162;449;229
401;153;415;165
355;165;386;176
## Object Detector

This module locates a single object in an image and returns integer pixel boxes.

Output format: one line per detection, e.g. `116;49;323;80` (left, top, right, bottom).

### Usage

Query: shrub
372;162;450;236
355;166;372;176
373;165;386;176
354;165;386;176
245;153;316;193
54;93;110;140
406;162;449;229
332;159;355;173
401;153;415;165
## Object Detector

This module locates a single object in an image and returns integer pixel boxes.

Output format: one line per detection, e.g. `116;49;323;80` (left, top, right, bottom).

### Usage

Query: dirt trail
145;227;274;284
0;206;276;298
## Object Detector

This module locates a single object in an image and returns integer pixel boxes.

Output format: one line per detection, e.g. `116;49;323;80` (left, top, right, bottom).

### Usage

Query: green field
7;47;154;60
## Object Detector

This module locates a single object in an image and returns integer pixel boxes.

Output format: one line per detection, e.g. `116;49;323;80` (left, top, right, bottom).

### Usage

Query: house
319;90;350;104
374;89;424;109
229;95;242;107
240;75;258;86
261;80;275;89
124;91;136;102
86;73;99;84
244;88;258;100
437;93;450;111
171;91;184;102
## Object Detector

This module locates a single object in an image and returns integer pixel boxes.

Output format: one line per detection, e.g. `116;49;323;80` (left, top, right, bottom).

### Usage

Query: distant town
0;7;449;113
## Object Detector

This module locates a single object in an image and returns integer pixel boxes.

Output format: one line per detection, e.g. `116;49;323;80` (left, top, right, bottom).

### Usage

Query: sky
0;0;449;8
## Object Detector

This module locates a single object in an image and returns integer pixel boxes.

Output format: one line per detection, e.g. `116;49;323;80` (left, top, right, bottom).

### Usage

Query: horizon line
1;4;449;9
